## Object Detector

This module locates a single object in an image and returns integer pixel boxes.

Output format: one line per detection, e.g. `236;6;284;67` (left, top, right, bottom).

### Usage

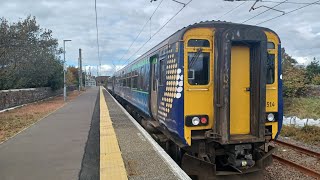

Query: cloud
1;0;320;75
83;64;124;77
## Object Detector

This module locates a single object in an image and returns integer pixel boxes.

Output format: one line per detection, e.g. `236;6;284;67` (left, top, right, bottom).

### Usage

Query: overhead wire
256;0;320;25
246;0;320;5
217;1;246;20
114;0;165;68
122;0;193;66
242;0;288;23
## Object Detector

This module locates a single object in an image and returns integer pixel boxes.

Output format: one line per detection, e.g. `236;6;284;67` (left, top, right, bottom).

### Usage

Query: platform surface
102;88;190;180
0;88;99;180
0;87;189;180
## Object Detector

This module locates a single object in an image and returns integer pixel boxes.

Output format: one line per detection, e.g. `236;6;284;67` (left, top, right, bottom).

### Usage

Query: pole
63;39;71;102
78;48;82;91
80;49;83;90
63;41;66;102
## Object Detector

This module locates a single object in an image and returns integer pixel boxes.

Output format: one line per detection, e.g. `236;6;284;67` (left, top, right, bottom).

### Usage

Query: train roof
116;20;280;73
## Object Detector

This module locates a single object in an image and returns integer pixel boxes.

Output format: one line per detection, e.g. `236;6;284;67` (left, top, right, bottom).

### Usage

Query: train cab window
188;52;210;85
267;54;275;84
267;42;275;49
188;39;210;47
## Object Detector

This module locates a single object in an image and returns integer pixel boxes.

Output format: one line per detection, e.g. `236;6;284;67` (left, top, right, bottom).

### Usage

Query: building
85;75;96;87
96;76;109;86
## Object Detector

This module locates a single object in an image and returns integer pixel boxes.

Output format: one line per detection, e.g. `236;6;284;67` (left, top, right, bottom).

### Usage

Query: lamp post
63;39;72;102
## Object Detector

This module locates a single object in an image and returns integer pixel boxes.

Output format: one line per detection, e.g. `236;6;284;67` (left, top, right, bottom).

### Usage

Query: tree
0;16;63;90
66;66;79;86
312;74;320;85
306;57;320;83
282;48;308;97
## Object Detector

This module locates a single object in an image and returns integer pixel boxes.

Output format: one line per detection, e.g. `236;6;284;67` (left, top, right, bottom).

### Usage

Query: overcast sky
2;0;320;75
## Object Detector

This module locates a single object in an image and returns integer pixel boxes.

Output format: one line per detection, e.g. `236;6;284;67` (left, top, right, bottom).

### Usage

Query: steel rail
273;139;320;159
272;154;320;179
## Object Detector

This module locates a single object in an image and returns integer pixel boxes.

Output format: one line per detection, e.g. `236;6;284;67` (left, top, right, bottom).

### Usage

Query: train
107;20;282;179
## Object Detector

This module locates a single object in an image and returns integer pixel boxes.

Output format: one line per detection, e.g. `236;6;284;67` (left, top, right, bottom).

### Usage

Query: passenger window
122;78;126;87
138;67;143;90
132;70;138;89
159;59;165;85
267;54;275;84
188;52;210;85
152;63;156;91
127;73;131;87
188;39;210;47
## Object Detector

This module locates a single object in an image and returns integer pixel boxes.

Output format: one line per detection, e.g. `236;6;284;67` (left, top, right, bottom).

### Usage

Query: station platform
0;87;100;180
0;86;190;180
100;87;190;180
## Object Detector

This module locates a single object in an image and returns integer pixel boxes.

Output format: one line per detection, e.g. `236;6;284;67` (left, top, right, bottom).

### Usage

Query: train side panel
113;58;151;116
155;42;186;144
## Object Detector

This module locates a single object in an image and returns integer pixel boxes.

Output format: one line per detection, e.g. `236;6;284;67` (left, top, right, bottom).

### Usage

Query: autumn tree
66;66;79;86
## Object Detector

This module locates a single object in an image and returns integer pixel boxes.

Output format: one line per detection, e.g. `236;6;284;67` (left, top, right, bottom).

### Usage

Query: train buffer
100;87;190;180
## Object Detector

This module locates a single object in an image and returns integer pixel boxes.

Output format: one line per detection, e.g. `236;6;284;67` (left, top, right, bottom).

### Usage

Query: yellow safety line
100;87;128;180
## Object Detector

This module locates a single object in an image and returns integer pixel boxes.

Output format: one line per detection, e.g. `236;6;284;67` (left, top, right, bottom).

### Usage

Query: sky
1;0;320;76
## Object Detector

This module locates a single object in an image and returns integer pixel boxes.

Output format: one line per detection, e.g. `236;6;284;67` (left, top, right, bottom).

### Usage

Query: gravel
264;160;316;180
264;136;320;179
278;136;320;153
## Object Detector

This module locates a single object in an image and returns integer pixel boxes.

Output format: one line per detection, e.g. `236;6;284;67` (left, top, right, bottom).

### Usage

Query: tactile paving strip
100;87;128;180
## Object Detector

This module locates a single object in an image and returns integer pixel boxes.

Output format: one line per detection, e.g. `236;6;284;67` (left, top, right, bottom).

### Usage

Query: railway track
272;139;320;179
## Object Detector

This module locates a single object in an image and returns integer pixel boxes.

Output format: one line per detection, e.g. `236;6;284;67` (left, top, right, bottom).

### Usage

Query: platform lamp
63;39;72;102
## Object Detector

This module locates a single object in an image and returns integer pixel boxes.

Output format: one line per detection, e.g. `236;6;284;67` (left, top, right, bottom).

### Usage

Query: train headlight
267;113;275;122
185;115;209;126
192;117;200;126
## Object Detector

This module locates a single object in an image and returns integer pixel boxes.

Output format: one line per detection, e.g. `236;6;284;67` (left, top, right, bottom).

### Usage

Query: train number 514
266;102;275;107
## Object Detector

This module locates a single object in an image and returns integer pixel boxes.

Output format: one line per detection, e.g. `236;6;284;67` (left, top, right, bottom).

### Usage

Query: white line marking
103;87;191;180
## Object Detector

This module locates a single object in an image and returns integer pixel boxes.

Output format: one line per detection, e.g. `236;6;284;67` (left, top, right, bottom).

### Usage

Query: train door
150;55;158;119
230;45;251;135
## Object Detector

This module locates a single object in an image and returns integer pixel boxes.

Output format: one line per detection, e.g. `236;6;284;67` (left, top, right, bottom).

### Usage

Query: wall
0;87;62;111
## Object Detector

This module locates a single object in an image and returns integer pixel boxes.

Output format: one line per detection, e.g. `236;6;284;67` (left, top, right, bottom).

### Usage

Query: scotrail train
107;20;282;179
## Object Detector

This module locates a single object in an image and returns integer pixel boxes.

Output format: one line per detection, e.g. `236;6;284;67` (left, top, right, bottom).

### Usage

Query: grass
284;97;320;119
0;91;82;143
280;125;320;146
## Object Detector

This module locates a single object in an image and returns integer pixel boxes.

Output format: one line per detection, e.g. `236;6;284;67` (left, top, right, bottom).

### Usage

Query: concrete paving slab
0;87;99;180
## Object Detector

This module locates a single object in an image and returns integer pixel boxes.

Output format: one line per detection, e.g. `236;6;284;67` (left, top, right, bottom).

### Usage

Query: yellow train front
177;21;282;178
109;21;282;179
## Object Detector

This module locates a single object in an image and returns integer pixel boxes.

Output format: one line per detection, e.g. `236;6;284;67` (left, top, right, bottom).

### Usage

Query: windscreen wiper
189;48;202;69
